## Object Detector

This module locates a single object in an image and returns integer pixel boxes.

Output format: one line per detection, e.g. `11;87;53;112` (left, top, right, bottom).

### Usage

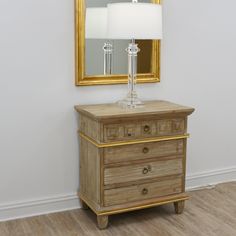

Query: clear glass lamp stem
103;41;113;75
118;39;143;109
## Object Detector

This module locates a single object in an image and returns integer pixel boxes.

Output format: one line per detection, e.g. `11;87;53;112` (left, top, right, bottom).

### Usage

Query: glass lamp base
118;92;143;109
118;40;143;110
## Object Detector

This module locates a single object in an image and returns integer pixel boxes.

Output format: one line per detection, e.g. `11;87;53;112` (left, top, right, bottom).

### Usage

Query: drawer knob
143;147;149;154
143;167;149;174
142;165;151;174
142;188;148;195
144;125;150;133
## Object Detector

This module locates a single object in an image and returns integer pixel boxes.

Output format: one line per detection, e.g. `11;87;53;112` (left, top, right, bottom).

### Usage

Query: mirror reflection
85;0;152;76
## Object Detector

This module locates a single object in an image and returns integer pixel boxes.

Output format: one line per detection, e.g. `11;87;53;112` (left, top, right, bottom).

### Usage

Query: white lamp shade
86;8;107;39
107;3;162;40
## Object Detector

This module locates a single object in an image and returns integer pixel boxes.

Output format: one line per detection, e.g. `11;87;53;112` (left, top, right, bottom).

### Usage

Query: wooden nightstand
75;100;194;229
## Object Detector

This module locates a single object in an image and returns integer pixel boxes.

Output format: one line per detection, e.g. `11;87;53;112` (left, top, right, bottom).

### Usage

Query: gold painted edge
98;196;190;216
79;192;189;216
79;132;190;148
78;192;99;215
76;75;160;86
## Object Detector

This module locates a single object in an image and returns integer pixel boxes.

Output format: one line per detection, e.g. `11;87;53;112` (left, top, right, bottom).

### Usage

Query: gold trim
79;193;189;216
75;0;161;86
79;132;190;148
78;193;99;215
97;197;190;216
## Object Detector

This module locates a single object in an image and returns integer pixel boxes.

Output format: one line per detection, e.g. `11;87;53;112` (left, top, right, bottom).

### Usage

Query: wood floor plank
0;222;8;236
0;182;235;236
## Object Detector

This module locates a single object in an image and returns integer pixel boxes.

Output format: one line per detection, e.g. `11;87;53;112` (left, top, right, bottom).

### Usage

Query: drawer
103;121;156;142
104;139;184;164
104;176;182;206
103;118;186;142
104;158;183;186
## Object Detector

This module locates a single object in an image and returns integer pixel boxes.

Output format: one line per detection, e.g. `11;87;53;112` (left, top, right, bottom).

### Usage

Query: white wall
0;0;236;220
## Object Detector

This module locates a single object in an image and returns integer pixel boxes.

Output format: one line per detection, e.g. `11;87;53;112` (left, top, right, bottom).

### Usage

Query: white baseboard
186;166;236;190
0;166;235;222
0;194;79;222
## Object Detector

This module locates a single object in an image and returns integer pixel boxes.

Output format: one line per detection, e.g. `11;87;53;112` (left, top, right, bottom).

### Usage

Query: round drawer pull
144;125;150;133
142;165;151;174
143;147;149;154
142;188;148;195
143;167;149;174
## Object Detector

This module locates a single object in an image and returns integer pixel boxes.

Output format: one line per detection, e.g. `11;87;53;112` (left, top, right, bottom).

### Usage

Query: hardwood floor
0;182;235;236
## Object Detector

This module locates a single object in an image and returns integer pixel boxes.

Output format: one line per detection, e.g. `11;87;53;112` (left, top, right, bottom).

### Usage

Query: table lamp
86;7;113;75
107;1;162;109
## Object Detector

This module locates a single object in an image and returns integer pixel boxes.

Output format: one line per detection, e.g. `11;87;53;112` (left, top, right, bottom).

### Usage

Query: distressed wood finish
104;139;184;164
104;158;183;186
75;100;194;229
104;177;182;207
103;118;186;142
75;100;194;120
79;198;89;210
79;139;101;205
174;200;185;214
79;191;189;215
79;115;102;143
97;215;109;230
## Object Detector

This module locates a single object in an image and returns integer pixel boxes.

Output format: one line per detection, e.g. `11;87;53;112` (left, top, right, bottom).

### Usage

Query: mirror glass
85;0;152;76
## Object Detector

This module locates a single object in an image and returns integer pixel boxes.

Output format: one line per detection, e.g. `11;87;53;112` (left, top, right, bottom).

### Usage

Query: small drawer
104;158;183;186
104;176;182;206
103;119;186;142
103;121;156;142
104;139;184;165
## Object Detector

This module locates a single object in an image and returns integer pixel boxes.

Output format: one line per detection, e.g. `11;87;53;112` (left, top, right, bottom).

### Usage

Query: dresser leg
97;215;109;229
174;200;185;214
79;198;89;210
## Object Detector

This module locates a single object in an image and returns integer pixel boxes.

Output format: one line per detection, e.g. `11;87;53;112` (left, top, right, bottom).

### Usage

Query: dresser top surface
75;100;194;120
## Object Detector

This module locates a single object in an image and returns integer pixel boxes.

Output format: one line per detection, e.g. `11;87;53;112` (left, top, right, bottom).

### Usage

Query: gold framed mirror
75;0;161;86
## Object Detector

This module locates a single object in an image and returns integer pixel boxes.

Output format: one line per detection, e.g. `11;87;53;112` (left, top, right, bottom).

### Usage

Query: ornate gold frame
75;0;161;86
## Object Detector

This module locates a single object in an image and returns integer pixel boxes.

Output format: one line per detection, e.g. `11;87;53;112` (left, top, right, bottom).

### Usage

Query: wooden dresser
75;100;194;229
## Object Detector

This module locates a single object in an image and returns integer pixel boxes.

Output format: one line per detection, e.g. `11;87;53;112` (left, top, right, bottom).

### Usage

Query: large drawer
103;118;186;142
104;158;183;186
104;139;184;165
104;176;182;207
